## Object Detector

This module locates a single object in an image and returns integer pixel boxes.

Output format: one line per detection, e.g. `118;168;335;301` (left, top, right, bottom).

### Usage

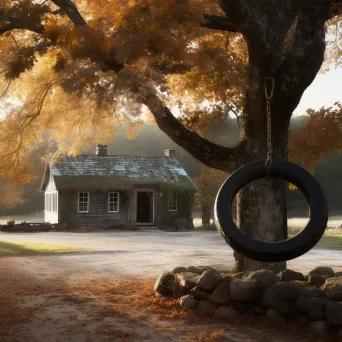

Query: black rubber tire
214;159;328;262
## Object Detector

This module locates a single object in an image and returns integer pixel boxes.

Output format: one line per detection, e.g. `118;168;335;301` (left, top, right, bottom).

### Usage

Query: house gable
41;164;58;192
46;172;57;192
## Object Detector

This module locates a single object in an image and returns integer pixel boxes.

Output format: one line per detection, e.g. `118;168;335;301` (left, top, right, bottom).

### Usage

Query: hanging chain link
265;77;275;170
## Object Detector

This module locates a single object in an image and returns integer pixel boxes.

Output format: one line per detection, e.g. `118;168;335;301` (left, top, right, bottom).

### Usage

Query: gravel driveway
1;230;341;282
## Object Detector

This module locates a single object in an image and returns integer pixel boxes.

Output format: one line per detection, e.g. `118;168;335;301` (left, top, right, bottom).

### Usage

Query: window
45;192;58;212
78;192;89;213
109;192;120;212
168;192;177;211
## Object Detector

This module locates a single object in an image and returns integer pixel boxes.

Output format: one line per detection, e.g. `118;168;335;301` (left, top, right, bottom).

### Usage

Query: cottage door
136;191;153;224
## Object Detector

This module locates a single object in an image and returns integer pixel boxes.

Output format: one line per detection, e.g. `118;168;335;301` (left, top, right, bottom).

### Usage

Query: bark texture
217;0;331;271
201;204;212;228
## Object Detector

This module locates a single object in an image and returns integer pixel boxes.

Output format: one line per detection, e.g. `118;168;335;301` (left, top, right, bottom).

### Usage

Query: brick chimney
164;149;176;161
96;144;108;156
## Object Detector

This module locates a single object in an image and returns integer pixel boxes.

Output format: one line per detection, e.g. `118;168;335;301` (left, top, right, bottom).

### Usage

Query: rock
307;274;326;287
198;300;217;314
322;274;334;280
261;281;301;317
189;286;211;301
214;306;239;320
230;279;260;302
266;309;286;325
175;218;187;230
321;276;342;300
296;296;326;321
251;306;266;316
179;295;198;310
208;281;231;305
231;301;253;313
336;328;342;339
231;272;247;279
154;272;178;297
197;269;222;291
300;286;322;297
309;321;328;337
247;270;277;290
325;302;342;326
173;267;187;274
186;266;212;274
176;272;201;290
278;269;305;282
186;219;194;230
309;266;335;277
122;223;137;230
335;272;342;277
325;276;342;284
222;275;233;283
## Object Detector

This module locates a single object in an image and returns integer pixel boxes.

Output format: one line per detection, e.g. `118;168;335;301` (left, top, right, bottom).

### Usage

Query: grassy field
195;219;342;251
311;235;342;250
0;241;83;255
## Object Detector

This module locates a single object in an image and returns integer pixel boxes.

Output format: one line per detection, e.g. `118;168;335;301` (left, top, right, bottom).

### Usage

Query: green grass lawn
314;235;342;250
286;234;342;250
0;241;83;255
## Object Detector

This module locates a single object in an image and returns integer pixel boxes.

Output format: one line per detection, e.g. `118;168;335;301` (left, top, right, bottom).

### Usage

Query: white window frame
168;192;178;212
108;192;120;213
78;192;89;213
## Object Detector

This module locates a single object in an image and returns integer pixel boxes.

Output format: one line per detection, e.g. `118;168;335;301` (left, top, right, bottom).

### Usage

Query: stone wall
154;266;342;339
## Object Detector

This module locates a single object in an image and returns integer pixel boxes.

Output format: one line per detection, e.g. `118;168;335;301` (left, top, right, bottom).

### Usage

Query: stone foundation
154;265;342;339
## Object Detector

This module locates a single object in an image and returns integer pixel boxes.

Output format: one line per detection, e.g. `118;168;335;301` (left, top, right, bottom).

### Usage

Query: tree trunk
233;174;288;272
201;203;212;228
142;0;330;273
232;139;289;272
232;60;290;272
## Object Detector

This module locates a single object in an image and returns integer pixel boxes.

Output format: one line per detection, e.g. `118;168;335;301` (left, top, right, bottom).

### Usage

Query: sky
293;67;342;116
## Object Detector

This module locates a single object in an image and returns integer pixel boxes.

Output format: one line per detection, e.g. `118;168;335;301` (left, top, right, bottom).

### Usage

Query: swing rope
265;77;275;170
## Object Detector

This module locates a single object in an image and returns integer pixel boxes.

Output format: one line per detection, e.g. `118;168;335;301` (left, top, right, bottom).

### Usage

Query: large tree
0;0;341;272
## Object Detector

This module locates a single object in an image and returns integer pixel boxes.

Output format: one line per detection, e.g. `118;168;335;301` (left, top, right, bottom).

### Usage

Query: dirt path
1;230;341;283
1;258;317;342
1;231;341;341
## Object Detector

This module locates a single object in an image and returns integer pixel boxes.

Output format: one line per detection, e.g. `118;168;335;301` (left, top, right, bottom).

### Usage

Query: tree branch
330;0;342;18
50;0;124;72
50;0;87;27
201;14;239;32
0;80;11;100
142;87;246;172
274;1;331;114
1;0;246;171
0;21;44;35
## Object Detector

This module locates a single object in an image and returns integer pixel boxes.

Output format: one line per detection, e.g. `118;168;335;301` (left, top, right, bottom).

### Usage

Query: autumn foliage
289;103;342;171
0;0;340;187
0;0;249;184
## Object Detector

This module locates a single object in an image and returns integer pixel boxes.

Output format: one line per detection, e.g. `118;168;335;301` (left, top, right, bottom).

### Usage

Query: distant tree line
2;115;342;219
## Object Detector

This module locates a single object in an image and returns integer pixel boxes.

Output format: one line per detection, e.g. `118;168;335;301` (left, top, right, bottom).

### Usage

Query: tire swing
214;77;328;262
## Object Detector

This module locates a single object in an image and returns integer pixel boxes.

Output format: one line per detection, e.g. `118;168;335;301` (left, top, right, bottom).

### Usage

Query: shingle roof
42;155;197;191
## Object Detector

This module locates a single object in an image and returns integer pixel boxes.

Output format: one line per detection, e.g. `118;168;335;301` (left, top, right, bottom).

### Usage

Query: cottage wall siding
155;190;193;226
59;190;128;226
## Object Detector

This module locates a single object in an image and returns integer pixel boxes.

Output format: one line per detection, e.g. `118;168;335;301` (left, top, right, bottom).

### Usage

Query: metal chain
265;77;275;170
